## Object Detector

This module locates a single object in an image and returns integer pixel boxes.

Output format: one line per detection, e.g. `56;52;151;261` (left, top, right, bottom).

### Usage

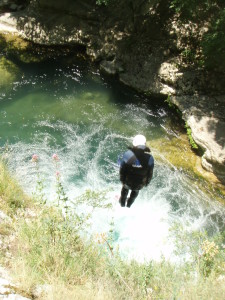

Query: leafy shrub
185;122;198;150
170;0;225;70
202;8;225;71
170;0;222;20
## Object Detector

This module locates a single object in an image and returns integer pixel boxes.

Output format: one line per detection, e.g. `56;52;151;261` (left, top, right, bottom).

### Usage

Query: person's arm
146;156;154;186
119;150;132;184
120;161;127;184
119;150;133;184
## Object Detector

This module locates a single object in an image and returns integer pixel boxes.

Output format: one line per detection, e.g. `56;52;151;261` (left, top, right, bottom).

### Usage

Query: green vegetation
170;0;225;70
170;0;218;20
202;8;225;71
165;95;182;118
0;159;31;216
0;159;225;299
184;122;199;150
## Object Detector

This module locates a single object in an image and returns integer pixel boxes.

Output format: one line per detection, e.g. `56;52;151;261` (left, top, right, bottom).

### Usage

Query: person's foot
126;198;131;208
119;197;126;207
126;197;135;208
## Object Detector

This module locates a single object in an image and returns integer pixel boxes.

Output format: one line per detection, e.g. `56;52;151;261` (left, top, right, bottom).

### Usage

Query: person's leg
119;186;129;207
126;190;139;207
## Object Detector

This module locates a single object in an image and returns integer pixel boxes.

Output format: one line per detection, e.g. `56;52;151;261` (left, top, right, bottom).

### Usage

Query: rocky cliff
0;0;224;183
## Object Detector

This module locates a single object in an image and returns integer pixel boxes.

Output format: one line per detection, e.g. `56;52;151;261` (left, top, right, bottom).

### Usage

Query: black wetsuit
119;145;154;207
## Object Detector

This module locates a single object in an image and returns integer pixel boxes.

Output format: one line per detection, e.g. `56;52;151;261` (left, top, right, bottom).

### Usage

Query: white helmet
132;134;146;147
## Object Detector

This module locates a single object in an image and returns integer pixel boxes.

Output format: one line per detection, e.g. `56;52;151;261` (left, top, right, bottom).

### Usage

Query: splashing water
0;56;224;262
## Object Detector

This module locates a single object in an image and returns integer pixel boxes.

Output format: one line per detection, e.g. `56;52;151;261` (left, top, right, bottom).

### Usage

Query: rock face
0;0;224;183
170;95;225;183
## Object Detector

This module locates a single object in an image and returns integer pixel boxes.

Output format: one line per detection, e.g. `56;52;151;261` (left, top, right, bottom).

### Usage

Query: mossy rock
0;32;31;60
0;56;20;90
1;32;42;63
0;32;86;65
0;33;51;63
1;32;29;50
149;134;225;198
150;134;199;171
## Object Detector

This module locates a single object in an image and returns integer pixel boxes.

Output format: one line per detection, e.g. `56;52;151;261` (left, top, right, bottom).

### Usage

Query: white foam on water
112;197;174;262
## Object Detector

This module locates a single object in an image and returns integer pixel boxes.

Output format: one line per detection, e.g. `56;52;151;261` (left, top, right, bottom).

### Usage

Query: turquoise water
0;55;225;261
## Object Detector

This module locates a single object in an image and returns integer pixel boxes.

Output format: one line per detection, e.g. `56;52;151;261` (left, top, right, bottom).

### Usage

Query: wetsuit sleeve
120;161;126;183
146;156;154;186
119;150;133;184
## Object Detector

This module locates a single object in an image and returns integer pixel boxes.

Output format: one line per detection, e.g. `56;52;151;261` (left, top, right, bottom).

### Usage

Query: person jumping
119;134;154;208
